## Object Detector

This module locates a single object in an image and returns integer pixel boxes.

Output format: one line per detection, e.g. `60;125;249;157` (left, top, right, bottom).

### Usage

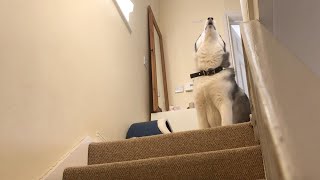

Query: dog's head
204;17;216;31
195;17;218;52
194;17;230;69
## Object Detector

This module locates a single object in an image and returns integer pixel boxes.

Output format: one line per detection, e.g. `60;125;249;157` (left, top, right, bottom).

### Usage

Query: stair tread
88;122;257;165
64;145;265;180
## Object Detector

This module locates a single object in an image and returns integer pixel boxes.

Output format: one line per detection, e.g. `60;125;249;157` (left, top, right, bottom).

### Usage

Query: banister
241;20;320;180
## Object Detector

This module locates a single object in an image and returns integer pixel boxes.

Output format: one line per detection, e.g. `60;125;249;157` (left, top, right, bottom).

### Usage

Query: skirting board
40;136;94;180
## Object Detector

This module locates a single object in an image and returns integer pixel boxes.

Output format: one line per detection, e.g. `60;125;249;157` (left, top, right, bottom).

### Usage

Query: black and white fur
193;17;250;128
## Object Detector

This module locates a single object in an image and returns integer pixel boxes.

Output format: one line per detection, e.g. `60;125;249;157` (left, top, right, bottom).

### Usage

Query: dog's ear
221;52;230;68
194;33;203;52
194;42;198;52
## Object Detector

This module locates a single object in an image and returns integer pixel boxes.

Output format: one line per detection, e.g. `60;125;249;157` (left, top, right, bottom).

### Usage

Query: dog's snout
207;17;214;26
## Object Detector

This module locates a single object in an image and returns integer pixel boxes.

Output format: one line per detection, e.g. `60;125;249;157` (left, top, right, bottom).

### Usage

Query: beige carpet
63;122;265;180
88;122;257;165
64;146;264;180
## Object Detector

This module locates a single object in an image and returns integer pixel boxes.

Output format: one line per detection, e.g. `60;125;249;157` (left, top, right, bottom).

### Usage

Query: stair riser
88;122;257;165
64;146;265;180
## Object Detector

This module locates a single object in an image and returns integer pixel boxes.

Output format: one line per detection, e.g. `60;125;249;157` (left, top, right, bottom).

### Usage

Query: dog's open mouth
207;21;215;29
205;17;216;30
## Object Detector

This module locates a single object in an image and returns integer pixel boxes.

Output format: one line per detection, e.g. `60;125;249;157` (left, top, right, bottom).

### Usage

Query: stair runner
63;122;265;180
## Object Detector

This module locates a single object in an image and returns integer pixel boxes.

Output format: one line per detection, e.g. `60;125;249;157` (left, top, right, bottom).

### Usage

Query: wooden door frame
148;6;169;113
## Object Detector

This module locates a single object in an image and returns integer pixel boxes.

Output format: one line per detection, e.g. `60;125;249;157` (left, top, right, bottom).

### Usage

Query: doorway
225;13;249;96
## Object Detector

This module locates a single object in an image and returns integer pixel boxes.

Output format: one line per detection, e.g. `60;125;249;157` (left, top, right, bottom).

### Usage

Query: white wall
258;0;274;33
159;0;241;108
0;0;159;179
274;0;320;78
259;0;320;78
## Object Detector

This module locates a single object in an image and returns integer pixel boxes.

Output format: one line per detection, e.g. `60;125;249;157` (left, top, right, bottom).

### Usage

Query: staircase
63;122;265;180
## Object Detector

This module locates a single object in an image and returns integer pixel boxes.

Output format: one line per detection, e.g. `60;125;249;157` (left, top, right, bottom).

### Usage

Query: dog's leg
196;106;210;129
207;105;221;127
219;100;233;126
195;94;210;129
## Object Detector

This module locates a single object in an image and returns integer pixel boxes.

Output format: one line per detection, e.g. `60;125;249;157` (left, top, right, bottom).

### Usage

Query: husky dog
192;17;250;128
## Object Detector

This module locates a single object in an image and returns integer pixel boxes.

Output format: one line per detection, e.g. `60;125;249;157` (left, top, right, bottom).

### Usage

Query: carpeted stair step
63;145;264;180
88;122;257;165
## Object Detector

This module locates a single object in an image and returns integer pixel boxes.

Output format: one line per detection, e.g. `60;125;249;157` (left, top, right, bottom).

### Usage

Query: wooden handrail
241;20;320;180
240;0;259;22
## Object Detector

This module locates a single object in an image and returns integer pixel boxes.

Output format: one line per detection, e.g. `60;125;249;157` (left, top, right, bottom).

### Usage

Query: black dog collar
190;66;224;79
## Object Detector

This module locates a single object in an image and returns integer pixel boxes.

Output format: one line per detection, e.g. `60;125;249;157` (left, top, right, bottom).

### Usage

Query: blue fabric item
126;120;163;139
